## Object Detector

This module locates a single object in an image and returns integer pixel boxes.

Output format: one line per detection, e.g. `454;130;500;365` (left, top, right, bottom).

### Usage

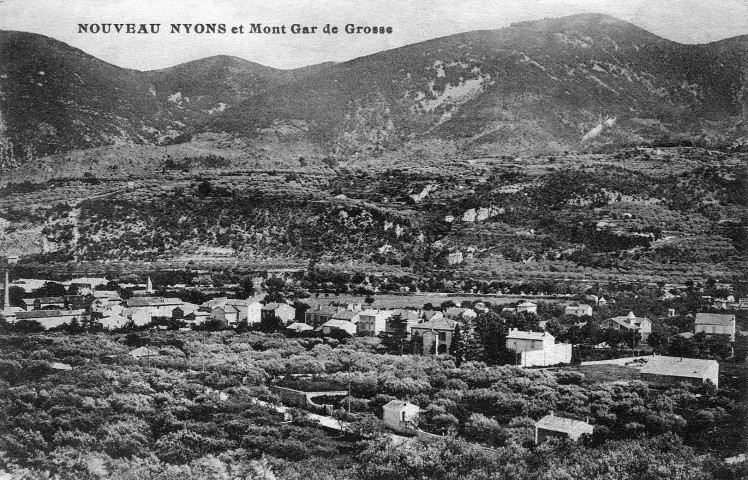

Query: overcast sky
1;0;746;70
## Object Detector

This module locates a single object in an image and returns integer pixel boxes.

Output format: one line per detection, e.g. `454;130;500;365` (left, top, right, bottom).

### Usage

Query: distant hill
208;13;748;157
1;13;747;171
0;31;333;170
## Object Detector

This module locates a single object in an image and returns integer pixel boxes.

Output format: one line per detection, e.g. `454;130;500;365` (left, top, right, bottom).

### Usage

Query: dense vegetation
4;146;744;286
0;331;745;479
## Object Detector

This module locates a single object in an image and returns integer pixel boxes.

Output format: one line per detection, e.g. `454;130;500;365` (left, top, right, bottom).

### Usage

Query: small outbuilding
535;413;593;444
286;322;314;333
50;362;73;371
128;347;159;359
383;400;420;433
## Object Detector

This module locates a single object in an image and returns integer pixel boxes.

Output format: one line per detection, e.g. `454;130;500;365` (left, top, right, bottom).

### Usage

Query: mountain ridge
1;13;746;171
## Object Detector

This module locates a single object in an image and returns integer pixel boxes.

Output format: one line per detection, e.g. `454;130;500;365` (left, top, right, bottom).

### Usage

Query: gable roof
262;302;291;311
286;322;314;332
695;313;735;327
535;415;592;433
307;305;342;316
321;319;357;329
412;317;457;331
127;297;182;308
640;355;718;379
391;309;421;321
34;297;66;304
383;400;420;411
565;304;592;310
17;309;78;319
332;310;359;320
517;301;538;308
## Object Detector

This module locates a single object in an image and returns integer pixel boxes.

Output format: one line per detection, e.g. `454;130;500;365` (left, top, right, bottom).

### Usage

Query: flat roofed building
535;413;593;444
640;355;719;388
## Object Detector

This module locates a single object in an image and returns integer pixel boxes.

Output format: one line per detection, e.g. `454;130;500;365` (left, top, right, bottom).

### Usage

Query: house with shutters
211;304;240;326
261;303;296;324
304;305;342;327
410;317;459;355
357;309;393;337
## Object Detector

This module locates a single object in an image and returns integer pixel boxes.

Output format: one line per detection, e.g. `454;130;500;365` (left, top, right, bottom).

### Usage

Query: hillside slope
209;14;748;157
0;31;332;170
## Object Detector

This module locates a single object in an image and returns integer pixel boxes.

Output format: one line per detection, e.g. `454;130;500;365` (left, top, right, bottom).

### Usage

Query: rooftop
262;302;292;311
640;355;718;379
332;310;359;320
695;313;736;327
536;414;592;432
411;317;457;331
17;310;80;319
383;400;420;411
506;329;551;341
127;297;182;307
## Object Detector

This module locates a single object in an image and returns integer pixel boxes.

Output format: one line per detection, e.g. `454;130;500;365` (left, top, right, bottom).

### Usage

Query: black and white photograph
0;0;746;478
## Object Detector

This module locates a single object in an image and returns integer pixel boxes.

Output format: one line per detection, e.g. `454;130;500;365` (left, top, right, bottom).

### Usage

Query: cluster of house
383;399;595;445
382;352;723;445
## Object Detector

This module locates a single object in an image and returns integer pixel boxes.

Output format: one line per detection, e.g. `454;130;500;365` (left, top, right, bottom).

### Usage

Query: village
1;265;745;456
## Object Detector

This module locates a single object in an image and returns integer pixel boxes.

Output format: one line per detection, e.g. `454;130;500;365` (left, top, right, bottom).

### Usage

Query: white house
318;319;357;336
99;314;130;330
383;400;420;433
357;309;393;337
126;297;183;318
535;413;593;444
516;301;538;314
505;329;572;367
564;304;593;317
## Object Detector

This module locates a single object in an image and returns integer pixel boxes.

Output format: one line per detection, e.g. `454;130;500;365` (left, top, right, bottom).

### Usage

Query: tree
734;334;748;362
382;314;408;355
259;315;284;333
33;281;66;297
264;277;286;303
197;180;213;197
238;276;256;299
647;331;669;353
474;312;508;364
449;325;467;366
